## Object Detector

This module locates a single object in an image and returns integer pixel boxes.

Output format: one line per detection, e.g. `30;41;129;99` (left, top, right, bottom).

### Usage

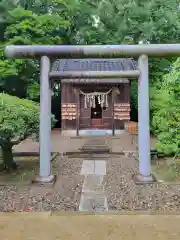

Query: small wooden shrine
52;59;137;135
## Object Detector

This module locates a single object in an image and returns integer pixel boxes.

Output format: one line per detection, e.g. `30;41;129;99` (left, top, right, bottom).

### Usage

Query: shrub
151;58;180;157
0;93;56;171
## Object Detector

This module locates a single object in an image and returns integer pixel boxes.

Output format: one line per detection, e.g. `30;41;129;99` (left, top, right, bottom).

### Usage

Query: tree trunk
1;144;17;172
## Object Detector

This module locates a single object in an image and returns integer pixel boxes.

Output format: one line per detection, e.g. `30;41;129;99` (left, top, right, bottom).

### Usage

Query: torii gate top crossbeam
4;44;180;58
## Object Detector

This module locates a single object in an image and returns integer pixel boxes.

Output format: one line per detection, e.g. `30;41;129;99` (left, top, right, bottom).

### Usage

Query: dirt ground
1;213;180;240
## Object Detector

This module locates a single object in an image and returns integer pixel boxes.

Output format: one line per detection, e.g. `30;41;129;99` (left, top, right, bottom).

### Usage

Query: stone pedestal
133;174;156;185
32;174;56;186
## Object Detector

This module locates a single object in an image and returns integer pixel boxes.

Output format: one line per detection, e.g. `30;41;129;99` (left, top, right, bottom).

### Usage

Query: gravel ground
105;154;180;212
55;155;83;175
0;156;84;212
1;154;180;212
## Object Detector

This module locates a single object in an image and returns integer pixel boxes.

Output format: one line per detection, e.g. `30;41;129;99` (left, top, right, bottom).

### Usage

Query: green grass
0;154;58;185
152;158;180;182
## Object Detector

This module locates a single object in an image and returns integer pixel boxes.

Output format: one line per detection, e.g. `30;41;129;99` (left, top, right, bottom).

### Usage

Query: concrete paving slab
79;192;108;212
80;159;106;176
82;175;104;193
95;160;106;175
80;160;94;175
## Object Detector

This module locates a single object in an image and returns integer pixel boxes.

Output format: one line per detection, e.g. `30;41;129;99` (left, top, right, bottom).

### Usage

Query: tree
94;0;180;80
0;5;70;97
91;0;180;122
95;0;180;44
0;0;99;97
1;0;179;153
0;93;56;171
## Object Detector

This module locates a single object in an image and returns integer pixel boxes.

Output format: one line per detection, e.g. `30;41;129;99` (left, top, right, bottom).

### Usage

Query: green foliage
0;93;56;169
5;7;70;45
95;0;180;44
0;93;39;141
0;4;70;96
0;93;56;143
151;58;180;157
26;82;40;101
0;0;97;99
94;0;180;113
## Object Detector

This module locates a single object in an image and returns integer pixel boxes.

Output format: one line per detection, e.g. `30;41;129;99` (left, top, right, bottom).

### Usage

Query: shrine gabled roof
51;58;137;72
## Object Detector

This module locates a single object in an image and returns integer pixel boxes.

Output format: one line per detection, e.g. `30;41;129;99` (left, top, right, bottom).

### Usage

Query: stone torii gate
5;44;180;184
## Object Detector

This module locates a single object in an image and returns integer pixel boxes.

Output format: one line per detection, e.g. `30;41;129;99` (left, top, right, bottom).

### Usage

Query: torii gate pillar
35;56;55;183
133;55;154;183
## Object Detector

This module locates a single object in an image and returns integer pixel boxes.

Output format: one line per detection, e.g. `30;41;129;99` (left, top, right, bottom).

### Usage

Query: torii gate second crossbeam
5;44;180;184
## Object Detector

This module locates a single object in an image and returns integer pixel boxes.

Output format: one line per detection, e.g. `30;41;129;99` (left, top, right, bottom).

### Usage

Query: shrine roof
51;58;137;72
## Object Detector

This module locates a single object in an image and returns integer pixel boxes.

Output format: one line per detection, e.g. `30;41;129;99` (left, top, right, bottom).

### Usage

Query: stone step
65;153;112;159
82;145;110;149
81;149;110;154
81;140;109;150
82;145;109;148
81;143;110;153
83;143;107;146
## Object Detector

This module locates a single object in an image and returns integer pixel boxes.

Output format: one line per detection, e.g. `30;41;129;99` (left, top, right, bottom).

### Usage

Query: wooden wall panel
61;83;77;130
114;83;131;130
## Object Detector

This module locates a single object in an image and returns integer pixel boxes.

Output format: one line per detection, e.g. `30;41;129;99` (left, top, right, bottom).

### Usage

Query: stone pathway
78;138;109;212
79;159;108;212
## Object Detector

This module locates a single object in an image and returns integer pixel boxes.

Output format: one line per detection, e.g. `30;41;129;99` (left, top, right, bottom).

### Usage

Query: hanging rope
80;88;113;108
79;88;112;96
